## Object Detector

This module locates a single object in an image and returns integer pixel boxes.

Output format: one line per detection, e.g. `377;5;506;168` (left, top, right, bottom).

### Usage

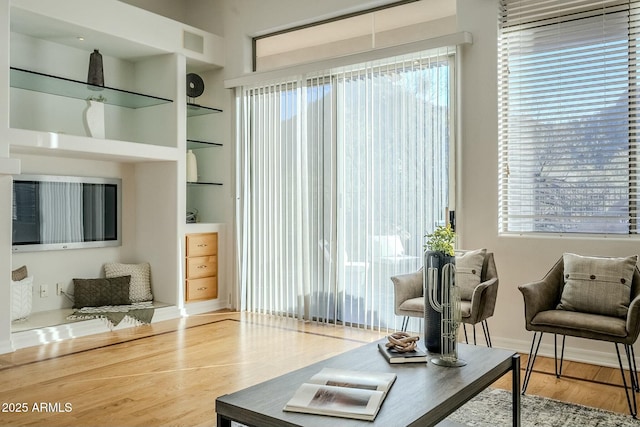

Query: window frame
252;0;423;72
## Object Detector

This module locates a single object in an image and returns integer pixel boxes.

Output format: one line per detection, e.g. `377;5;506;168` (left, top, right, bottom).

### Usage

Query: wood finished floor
0;311;635;426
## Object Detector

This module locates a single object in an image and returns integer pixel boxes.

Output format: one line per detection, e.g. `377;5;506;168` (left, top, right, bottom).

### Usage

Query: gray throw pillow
455;249;487;300
558;253;637;318
72;276;132;308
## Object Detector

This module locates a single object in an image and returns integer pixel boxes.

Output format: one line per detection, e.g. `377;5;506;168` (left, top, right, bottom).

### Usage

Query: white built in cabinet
185;232;218;302
2;0;228;352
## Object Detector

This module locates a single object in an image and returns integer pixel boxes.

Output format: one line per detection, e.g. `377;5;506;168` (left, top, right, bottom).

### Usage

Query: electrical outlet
57;283;63;296
40;284;48;298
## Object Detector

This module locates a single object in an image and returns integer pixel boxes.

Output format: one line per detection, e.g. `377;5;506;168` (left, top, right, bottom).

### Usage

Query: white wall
119;0;222;36
0;0;17;353
117;0;186;25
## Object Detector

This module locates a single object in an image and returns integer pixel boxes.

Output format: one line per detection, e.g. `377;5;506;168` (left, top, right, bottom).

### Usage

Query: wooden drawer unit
186;276;218;301
186;255;218;279
185;232;218;302
186;233;218;257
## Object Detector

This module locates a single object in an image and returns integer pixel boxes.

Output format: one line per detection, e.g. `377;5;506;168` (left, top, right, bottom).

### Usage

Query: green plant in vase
423;223;462;361
424;224;455;256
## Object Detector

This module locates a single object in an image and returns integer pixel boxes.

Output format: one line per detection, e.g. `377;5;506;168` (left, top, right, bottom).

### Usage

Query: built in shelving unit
186;99;225;214
2;0;228;351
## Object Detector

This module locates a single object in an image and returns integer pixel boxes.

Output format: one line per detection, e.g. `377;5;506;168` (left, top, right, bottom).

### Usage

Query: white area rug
448;388;637;427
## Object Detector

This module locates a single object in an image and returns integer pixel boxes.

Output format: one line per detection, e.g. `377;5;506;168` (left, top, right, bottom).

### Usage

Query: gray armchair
519;255;640;417
391;251;499;347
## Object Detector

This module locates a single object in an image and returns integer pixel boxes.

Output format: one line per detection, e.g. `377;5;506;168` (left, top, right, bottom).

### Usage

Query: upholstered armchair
391;250;499;346
519;253;640;417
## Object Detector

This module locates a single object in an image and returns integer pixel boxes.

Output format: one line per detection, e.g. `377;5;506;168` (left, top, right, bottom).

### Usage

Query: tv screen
12;174;121;252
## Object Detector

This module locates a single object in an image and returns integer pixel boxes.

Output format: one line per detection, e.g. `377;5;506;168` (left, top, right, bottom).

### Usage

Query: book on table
377;343;428;364
283;368;397;421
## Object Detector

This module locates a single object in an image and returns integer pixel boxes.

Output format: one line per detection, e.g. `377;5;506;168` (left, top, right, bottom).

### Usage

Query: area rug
447;388;637;427
66;302;154;328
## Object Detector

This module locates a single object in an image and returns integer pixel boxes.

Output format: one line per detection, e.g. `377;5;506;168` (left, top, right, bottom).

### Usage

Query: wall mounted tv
12;174;122;252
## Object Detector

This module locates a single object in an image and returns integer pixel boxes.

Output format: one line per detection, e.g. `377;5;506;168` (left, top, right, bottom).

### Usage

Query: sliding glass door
238;47;455;332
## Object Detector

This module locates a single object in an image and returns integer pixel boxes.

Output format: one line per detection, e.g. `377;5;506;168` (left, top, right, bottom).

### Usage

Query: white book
283;368;396;421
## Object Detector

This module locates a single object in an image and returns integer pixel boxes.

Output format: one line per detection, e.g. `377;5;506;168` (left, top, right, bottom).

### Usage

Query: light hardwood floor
0;311;635;426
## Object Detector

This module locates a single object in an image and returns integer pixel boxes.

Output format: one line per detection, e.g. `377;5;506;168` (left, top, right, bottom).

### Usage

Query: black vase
87;49;104;88
424;251;455;353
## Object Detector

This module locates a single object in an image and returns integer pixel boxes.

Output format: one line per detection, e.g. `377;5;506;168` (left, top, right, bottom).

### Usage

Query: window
237;47;455;331
498;0;640;234
253;0;455;71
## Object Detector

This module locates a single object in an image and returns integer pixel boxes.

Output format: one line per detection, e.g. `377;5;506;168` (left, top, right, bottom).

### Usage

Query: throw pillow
11;276;33;321
455;249;487;300
103;262;153;303
558;253;637;318
72;276;132;308
12;265;28;281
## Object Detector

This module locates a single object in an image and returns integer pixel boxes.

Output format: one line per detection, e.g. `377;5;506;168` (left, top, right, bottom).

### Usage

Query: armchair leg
522;332;543;394
462;322;492;347
629;345;639;393
481;320;492;348
553;334;566;378
615;343;638;418
401;316;409;332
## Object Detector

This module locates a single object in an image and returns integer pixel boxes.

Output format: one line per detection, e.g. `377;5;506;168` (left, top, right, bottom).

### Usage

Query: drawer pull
197;265;208;269
197;287;208;291
197;243;208;247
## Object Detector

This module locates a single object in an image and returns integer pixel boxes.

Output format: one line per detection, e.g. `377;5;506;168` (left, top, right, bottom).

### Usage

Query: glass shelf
10;67;173;108
187;139;223;149
187;102;223;117
187;181;223;186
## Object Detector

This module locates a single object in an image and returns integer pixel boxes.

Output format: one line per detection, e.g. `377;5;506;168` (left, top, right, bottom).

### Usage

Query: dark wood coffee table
216;340;520;427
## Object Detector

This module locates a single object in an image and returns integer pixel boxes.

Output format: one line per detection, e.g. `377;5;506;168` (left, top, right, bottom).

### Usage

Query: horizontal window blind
498;0;640;234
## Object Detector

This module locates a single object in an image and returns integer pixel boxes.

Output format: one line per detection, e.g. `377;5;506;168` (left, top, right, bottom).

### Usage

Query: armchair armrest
391;270;423;311
518;258;565;328
467;277;498;323
625;269;640;343
626;294;640;344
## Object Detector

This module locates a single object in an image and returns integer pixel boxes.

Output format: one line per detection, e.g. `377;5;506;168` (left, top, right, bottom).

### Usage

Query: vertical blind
498;0;640;234
237;47;454;331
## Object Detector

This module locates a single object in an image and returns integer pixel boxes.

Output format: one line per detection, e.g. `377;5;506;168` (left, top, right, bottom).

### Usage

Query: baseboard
0;339;14;355
152;305;182;322
10;305;182;351
182;299;229;316
491;336;632;370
